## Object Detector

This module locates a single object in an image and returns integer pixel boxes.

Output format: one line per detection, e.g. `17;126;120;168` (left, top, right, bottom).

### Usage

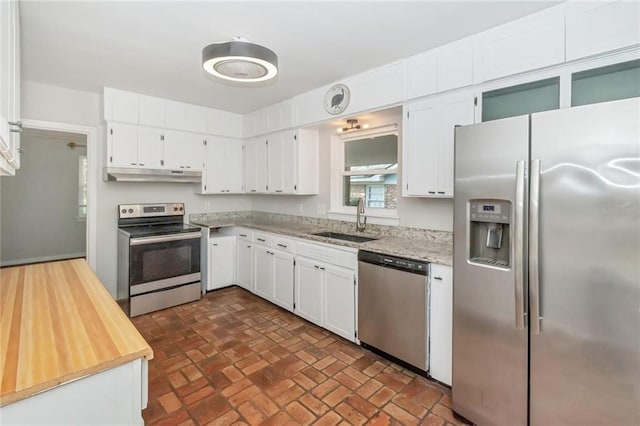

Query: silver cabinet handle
9;128;22;133
257;238;266;242
277;243;287;248
529;159;542;335
8;120;22;127
433;276;443;281
514;160;526;330
239;234;247;237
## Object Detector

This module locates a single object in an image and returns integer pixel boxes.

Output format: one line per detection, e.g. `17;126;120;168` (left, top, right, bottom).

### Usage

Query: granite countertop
190;218;453;266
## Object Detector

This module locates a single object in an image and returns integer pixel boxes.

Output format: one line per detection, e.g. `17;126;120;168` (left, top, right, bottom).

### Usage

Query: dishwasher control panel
358;250;428;275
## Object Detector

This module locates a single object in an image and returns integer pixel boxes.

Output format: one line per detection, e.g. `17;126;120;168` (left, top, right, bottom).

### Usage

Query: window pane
344;134;398;172
343;174;397;209
482;77;560;122
572;59;640;107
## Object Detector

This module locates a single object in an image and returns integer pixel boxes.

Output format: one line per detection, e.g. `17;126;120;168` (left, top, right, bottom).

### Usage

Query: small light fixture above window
337;119;369;133
202;37;278;83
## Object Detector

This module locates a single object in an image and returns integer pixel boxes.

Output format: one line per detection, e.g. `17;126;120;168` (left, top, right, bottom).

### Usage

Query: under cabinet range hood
103;167;202;183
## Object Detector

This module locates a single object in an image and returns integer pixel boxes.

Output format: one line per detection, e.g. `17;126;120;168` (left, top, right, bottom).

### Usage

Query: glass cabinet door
482;77;560;122
571;59;640;107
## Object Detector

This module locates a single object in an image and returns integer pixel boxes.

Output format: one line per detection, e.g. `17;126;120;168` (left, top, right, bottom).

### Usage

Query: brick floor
132;287;467;425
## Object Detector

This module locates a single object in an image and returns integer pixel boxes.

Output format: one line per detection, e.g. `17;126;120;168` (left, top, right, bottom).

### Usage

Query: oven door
129;231;201;295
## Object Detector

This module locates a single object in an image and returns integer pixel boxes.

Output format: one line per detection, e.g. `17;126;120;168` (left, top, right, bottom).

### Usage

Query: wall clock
324;84;350;115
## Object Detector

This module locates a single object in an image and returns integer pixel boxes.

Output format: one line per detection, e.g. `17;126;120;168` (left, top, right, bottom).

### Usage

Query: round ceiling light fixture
202;37;278;83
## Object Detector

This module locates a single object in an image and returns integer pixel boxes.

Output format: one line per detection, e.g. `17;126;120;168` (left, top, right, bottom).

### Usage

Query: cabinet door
566;1;640;61
182;133;205;170
162;130;185;170
253;245;274;301
164;100;186;130
323;264;356;342
108;123;139;167
404;100;439;196
204;136;226;193
138;95;165;128
273;251;294;312
111;90;139;124
267;133;284;193
236;242;253;291
6;0;19;169
137;127;164;168
438;93;475;196
226;140;244;193
209;237;235;290
429;264;453;385
294;257;323;326
282;132;296;193
244;137;265;193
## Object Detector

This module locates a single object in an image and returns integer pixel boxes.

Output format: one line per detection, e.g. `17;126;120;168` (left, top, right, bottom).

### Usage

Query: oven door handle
130;232;201;246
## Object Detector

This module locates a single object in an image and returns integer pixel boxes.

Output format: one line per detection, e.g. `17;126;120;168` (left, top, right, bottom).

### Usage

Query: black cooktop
119;223;202;238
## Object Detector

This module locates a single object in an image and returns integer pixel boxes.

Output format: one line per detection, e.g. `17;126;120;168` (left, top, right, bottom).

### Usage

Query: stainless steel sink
311;231;378;243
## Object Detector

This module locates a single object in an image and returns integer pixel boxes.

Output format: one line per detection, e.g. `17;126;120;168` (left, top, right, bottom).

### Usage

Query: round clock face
324;84;350;115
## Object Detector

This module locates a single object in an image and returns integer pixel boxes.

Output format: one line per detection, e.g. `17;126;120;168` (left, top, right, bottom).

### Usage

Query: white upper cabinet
477;5;565;82
344;61;406;116
406;50;437;100
164;100;186;130
164;131;204;170
185;105;208;134
404;90;475;197
138;95;165;128
244;136;268;193
436;37;474;92
265;100;294;134
136;127;164;168
104;88;243;138
243;108;266;138
107;123;139;167
203;136;243;194
566;1;640;61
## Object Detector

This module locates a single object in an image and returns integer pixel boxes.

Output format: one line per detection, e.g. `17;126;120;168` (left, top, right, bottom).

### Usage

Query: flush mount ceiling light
337;119;370;133
202;37;278;83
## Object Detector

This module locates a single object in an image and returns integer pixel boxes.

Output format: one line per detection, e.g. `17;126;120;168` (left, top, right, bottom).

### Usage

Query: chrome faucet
356;198;367;232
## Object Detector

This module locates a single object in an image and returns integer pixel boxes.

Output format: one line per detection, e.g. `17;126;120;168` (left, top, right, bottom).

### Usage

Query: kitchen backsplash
189;211;452;244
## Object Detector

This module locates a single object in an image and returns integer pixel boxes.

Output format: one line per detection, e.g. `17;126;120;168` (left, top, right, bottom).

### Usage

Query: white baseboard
1;253;86;267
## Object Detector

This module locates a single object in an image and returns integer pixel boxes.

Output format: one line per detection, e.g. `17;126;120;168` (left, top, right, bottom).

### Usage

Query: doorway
1;128;88;266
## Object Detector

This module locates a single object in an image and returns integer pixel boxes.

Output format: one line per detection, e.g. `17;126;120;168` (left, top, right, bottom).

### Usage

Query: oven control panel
118;203;185;219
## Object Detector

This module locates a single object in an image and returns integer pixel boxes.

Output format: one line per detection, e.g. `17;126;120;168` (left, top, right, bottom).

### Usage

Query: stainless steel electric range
117;202;202;317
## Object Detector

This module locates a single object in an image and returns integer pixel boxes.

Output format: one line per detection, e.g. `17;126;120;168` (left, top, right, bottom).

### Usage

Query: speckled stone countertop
190;211;453;266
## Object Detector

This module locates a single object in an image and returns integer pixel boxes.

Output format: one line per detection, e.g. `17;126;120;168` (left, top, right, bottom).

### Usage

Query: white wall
1;133;87;264
252;114;454;231
20;81;252;297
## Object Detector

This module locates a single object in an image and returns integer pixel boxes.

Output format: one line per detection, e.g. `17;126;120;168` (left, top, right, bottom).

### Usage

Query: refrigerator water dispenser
469;200;511;267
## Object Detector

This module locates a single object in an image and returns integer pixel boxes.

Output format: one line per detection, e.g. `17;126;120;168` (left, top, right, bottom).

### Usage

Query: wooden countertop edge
0;348;152;407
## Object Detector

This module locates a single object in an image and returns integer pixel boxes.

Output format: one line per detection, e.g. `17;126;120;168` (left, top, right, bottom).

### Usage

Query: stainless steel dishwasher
358;250;429;371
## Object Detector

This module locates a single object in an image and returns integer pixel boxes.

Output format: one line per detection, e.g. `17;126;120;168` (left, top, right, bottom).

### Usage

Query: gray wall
1;133;87;264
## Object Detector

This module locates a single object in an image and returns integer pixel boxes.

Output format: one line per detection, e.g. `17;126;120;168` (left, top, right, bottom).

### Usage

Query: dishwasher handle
358;250;428;276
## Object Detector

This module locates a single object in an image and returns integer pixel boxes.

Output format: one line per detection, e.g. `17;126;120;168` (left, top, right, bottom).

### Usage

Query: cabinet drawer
271;236;295;254
236;228;254;242
296;242;357;270
254;232;271;245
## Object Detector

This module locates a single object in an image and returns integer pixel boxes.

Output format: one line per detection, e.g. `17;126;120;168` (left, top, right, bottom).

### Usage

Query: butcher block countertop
0;259;153;407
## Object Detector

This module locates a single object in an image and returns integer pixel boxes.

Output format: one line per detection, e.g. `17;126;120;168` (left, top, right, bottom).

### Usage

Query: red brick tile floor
132;287;468;426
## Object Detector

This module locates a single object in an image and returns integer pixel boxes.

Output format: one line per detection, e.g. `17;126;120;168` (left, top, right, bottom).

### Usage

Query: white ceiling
21;1;560;114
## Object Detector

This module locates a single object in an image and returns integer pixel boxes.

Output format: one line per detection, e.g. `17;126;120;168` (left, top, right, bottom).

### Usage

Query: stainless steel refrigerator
452;97;640;425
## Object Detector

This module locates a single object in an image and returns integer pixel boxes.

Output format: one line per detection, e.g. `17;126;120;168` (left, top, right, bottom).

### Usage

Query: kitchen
1;1;639;425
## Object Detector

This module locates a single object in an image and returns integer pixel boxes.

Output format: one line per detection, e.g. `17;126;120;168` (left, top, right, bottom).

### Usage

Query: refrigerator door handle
529;159;542;334
514;160;526;330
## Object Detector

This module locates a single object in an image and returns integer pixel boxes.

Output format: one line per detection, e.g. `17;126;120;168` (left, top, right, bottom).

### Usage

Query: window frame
329;125;400;225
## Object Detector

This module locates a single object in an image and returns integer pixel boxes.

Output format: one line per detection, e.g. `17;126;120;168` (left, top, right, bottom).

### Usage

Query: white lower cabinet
252;244;294;312
323;264;356;341
236;240;253;291
253;245;274;301
429;263;453;385
272;251;295;311
295;255;357;342
208;236;235;290
294;257;323;326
